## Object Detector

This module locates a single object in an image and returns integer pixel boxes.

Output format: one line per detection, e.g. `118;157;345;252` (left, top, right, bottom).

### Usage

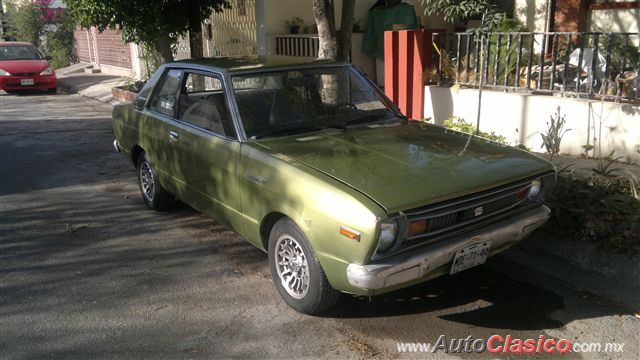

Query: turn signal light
340;226;361;241
515;188;530;200
407;219;428;237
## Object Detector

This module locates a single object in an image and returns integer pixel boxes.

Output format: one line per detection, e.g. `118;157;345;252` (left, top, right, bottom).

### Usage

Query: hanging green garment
362;2;419;60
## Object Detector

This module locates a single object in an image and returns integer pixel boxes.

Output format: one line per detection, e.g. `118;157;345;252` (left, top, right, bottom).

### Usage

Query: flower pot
111;86;138;103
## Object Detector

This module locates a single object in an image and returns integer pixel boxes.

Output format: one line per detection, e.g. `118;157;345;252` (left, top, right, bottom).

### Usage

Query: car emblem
474;206;483;216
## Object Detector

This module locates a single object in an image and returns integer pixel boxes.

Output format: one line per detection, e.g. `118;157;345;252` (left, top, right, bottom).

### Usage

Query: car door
140;68;183;195
167;70;243;232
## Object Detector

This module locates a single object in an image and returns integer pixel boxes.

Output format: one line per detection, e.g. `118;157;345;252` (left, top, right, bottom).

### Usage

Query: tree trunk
188;0;204;59
337;0;355;61
313;0;337;60
189;30;204;59
154;33;174;63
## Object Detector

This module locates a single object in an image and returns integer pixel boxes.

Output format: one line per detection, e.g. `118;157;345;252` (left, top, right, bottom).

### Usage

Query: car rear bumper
346;205;550;292
0;74;57;90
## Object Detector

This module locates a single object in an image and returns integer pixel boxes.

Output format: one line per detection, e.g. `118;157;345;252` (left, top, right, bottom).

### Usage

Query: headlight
0;69;10;76
377;219;398;252
528;179;542;200
40;67;54;75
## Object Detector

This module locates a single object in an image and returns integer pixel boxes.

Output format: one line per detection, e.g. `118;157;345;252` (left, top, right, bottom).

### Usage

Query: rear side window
177;72;235;137
149;69;182;117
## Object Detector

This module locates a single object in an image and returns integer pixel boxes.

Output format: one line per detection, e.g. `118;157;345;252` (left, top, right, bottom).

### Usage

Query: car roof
167;56;350;75
0;41;36;47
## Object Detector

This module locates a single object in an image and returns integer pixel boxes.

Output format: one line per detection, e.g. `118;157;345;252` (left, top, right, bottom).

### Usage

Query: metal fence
432;32;640;101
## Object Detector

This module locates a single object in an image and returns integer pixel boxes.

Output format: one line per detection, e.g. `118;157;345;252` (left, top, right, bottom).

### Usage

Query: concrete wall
424;86;640;163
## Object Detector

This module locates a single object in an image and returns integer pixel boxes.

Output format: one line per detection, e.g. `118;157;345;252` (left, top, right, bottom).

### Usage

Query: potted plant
285;17;304;34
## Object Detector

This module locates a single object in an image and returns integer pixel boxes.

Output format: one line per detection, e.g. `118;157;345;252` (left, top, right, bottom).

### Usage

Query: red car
0;42;57;93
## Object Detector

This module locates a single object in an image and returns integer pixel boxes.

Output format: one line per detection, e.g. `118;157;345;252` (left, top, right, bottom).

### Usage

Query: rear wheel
47;87;57;93
137;152;173;210
268;218;339;314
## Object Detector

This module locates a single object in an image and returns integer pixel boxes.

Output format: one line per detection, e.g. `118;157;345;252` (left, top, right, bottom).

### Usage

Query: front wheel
137;152;174;211
268;218;339;314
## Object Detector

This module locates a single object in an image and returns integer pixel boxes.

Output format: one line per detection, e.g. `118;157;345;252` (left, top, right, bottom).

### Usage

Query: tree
65;0;230;64
420;0;503;34
312;0;355;61
4;2;42;45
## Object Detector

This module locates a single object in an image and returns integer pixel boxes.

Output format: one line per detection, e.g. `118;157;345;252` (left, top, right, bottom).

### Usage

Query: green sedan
112;57;556;314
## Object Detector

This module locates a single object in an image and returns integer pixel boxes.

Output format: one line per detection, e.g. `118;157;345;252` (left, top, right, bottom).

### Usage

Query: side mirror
133;80;146;93
133;96;147;110
44;55;52;61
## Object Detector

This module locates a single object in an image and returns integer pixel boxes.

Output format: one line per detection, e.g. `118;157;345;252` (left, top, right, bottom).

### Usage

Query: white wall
424;86;640;163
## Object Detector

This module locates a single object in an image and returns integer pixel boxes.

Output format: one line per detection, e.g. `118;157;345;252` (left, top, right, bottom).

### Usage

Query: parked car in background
0;42;57;93
112;57;556;314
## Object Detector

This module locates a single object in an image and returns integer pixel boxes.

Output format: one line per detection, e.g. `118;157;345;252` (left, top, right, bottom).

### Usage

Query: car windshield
232;66;399;139
0;44;43;60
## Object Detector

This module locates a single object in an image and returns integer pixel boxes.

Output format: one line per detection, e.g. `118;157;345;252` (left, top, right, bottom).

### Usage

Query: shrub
43;25;75;69
545;165;640;256
539;106;571;156
443;116;508;144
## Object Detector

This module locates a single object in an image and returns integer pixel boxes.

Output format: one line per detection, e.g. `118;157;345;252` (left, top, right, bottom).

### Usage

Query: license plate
450;241;491;274
21;79;34;86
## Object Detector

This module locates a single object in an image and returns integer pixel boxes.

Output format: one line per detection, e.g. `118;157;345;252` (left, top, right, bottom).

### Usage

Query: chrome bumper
346;206;550;291
113;139;121;153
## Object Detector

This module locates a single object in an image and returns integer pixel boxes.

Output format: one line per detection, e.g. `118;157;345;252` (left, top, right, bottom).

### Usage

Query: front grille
404;181;532;242
14;72;38;76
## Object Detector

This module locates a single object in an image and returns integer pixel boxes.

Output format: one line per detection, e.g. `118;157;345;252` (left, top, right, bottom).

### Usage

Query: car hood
255;122;554;213
0;59;49;74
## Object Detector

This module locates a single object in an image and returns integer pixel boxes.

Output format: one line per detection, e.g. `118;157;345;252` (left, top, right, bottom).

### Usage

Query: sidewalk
55;64;125;105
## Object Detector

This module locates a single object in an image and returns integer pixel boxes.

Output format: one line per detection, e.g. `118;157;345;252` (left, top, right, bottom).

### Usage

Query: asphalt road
1;92;638;359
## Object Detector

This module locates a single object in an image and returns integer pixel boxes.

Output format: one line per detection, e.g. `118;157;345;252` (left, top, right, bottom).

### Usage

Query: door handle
169;130;179;141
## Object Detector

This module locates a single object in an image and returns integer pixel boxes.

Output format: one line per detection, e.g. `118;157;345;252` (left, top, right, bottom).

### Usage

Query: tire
47;87;57;94
136;152;174;211
268;218;339;314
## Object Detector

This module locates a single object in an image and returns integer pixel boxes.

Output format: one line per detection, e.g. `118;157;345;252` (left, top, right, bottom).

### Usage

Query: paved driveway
0;93;637;359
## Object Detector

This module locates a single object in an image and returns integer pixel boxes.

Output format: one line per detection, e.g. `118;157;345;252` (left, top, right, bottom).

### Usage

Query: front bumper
346;205;550;292
0;74;57;91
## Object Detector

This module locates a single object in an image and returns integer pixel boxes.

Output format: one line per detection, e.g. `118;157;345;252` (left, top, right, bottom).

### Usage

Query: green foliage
486;17;529;85
443;116;508;144
545;165;640;255
284;17;304;32
539;106;571;156
581;144;594;158
65;0;230;60
5;3;42;45
140;42;161;80
419;0;504;34
592;155;625;177
43;13;76;69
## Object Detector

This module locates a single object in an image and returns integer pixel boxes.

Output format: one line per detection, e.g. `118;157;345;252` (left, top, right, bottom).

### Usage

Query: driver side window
149;69;182;117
